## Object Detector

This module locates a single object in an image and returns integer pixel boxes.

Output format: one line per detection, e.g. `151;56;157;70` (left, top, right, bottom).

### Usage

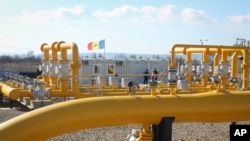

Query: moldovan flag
87;39;105;50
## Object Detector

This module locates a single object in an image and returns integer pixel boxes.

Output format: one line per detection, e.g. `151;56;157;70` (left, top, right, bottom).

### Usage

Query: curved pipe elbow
51;41;60;62
40;43;52;61
57;42;79;64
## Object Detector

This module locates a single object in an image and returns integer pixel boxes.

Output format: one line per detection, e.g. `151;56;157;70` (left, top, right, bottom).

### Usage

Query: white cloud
139;5;156;21
91;5;214;24
91;5;179;23
7;5;86;23
156;5;179;21
91;5;137;21
181;8;216;23
138;5;178;22
228;13;250;23
5;4;215;24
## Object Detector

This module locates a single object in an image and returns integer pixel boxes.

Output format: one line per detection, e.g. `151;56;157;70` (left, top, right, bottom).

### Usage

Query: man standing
153;68;159;81
143;69;149;84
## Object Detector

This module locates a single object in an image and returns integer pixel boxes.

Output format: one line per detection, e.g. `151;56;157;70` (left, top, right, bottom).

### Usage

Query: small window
107;64;115;74
93;64;101;74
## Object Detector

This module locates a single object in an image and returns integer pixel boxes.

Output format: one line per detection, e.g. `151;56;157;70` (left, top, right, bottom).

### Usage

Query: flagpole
104;41;106;75
104;47;106;59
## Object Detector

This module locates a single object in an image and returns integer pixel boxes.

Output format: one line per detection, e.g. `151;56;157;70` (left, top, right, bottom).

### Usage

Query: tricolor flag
87;39;105;50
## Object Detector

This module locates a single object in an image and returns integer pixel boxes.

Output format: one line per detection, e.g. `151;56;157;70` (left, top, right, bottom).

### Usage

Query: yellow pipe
184;48;218;53
202;49;209;63
0;82;31;100
185;52;192;62
183;49;212;87
51;41;59;62
213;53;220;75
40;43;52;87
231;52;241;78
57;42;79;64
241;49;249;90
221;51;229;63
220;49;242;63
57;42;81;98
182;48;215;87
1;92;250;140
40;43;51;62
183;48;217;63
171;44;250;90
170;44;250;68
49;41;60;90
50;89;74;97
138;124;153;140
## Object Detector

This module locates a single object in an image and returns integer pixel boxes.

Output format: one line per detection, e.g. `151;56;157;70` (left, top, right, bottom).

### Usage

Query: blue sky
0;0;250;55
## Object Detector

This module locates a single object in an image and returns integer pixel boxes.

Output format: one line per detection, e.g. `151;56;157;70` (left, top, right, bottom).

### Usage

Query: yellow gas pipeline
1;91;250;141
40;43;53;87
56;42;81;98
0;82;31;100
170;44;250;91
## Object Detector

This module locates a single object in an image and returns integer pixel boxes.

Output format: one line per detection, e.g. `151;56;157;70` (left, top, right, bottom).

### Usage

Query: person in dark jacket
153;68;159;81
128;81;134;93
143;69;149;84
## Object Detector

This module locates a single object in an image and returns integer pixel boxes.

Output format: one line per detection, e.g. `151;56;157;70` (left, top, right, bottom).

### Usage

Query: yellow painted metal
213;53;220;75
1;91;250;140
241;50;249;90
170;44;250;91
57;42;81;98
0;82;31;100
49;41;60;90
2;42;250;141
231;52;241;78
138;124;153;141
40;43;53;87
170;44;250;68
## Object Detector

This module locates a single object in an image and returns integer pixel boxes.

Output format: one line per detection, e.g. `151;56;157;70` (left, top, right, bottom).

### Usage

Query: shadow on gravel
0;101;30;112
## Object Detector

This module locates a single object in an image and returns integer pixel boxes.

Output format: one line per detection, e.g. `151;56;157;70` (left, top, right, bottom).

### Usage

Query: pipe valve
41;62;50;75
49;62;58;76
58;62;70;78
32;80;50;99
184;62;193;75
219;63;230;77
168;68;177;84
201;63;210;76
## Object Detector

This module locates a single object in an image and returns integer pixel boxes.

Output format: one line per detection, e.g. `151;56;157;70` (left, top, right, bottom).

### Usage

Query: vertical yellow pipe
58;42;81;98
218;50;230;90
40;43;52;87
186;51;192;62
40;43;50;61
213;53;220;76
50;42;60;90
60;78;69;93
201;50;209;87
202;49;209;63
241;49;249;90
231;52;240;78
221;51;229;63
51;42;59;62
185;52;192;86
170;44;250;91
138;124;153;141
151;86;156;96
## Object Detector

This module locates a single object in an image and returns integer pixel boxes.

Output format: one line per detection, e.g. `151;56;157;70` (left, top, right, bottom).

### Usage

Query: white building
79;58;168;85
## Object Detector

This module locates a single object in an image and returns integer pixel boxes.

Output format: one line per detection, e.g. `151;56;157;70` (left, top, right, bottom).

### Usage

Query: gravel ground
1;101;249;141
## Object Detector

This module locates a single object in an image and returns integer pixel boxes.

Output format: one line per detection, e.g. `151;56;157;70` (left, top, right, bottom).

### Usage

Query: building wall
80;58;168;84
